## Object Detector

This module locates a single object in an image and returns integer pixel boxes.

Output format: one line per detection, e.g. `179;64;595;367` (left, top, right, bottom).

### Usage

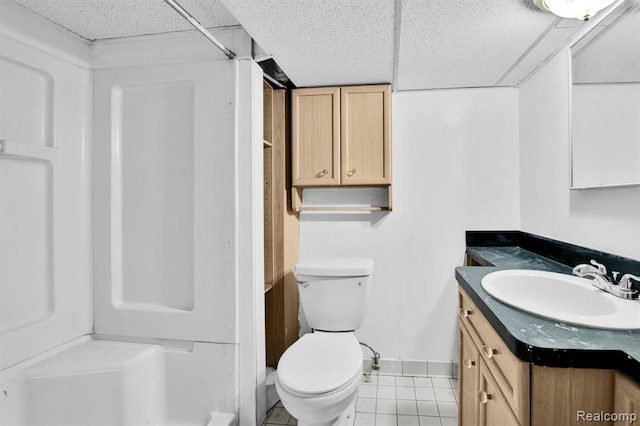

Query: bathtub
0;337;236;426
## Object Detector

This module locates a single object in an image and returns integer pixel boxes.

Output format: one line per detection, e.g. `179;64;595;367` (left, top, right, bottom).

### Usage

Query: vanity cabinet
459;286;640;426
291;84;391;187
531;366;614;426
615;373;640;426
478;359;521;426
458;288;530;426
459;326;480;425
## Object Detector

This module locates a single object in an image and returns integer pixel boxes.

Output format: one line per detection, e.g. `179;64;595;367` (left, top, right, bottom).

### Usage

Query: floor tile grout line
271;373;458;425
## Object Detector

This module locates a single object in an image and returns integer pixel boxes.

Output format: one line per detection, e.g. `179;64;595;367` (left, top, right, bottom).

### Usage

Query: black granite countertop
457;244;640;383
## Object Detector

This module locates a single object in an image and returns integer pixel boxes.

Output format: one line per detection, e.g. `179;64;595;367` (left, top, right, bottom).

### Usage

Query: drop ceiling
8;0;602;90
9;0;238;40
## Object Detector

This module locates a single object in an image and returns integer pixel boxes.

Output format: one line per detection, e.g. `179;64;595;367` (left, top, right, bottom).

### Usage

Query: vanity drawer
458;287;530;426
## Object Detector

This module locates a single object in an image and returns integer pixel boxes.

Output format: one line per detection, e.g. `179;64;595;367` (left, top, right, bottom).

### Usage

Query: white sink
481;270;640;330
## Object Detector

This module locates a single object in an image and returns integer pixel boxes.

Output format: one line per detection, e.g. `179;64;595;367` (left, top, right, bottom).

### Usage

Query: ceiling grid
8;0;604;90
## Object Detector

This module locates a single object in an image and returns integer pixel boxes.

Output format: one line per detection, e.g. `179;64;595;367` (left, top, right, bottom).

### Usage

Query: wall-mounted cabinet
340;85;392;186
291;86;340;186
291;84;391;211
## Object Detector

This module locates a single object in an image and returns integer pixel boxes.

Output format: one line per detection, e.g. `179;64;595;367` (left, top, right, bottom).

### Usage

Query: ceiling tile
397;0;558;90
222;0;395;87
10;0;238;40
499;26;577;86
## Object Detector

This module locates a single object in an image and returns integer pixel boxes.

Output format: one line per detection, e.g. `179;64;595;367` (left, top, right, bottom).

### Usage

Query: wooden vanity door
615;373;640;426
460;324;480;426
478;360;520;426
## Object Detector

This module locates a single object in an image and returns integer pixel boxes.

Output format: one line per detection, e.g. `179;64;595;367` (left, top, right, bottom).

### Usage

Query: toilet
276;257;374;426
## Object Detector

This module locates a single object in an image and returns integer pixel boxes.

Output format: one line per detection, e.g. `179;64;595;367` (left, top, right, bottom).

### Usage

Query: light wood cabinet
292;84;391;188
615;373;640;426
264;82;299;366
459;285;640;426
291;87;340;186
340;85;391;186
531;366;614;426
479;358;521;426
459;324;480;426
458;288;530;426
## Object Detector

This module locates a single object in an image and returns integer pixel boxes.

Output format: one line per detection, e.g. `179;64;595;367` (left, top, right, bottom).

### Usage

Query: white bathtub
0;337;236;426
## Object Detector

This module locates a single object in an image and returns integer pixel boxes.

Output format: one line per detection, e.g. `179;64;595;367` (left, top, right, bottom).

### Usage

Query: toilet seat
277;332;362;397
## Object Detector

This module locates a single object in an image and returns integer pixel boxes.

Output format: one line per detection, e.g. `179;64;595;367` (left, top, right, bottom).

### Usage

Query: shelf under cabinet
292;186;392;212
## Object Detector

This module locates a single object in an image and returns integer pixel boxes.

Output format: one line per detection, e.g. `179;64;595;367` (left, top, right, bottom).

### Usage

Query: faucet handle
590;259;607;275
619;274;640;292
573;263;598;277
612;271;620;282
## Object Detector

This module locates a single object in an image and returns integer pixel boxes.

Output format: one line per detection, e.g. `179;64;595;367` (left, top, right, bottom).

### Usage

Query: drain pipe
164;0;236;59
359;342;380;371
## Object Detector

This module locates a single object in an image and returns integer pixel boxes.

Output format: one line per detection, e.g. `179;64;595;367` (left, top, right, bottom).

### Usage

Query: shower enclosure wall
0;2;265;425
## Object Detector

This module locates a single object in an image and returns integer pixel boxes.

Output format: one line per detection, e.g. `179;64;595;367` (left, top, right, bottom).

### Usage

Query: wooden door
478;360;520;426
460;324;480;426
292;87;340;186
341;85;391;185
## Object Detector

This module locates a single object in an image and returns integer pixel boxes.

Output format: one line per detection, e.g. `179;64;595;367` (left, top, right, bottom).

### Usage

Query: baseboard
363;358;458;378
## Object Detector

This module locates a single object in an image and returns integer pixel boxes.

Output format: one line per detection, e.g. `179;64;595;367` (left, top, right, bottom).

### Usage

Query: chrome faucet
572;260;639;300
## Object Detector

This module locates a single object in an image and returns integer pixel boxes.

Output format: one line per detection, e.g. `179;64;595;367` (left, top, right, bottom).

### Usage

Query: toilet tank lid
294;257;373;277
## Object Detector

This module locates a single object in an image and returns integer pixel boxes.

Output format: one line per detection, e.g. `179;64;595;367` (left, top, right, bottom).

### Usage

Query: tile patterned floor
263;373;459;426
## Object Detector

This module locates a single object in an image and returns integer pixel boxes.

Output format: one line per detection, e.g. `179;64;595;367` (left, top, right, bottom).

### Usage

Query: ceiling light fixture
533;0;617;21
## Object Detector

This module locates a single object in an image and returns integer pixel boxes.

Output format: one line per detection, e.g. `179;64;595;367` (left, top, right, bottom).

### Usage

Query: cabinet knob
481;345;497;359
463;359;476;369
458;308;473;318
317;169;328;177
347;169;357;177
478;390;491;404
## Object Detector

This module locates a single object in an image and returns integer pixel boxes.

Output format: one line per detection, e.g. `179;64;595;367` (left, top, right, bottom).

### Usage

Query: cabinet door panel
460;323;480;426
292;87;340;186
459;287;530;424
614;373;640;426
479;360;520;426
341;85;391;185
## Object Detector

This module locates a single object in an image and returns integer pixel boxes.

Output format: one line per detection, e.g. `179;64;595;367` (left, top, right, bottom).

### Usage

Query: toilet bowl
275;332;362;426
276;257;374;426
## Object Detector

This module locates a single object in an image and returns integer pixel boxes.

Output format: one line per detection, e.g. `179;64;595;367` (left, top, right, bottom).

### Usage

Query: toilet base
296;399;356;426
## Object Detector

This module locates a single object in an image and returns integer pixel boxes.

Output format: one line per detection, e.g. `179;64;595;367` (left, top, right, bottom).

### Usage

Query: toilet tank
294;257;373;332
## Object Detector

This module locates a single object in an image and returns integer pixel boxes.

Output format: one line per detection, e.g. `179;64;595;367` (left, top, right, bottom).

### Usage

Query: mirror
570;0;640;189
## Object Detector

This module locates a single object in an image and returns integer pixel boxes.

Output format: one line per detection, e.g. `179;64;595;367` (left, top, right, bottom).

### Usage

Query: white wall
519;50;640;260
299;88;520;362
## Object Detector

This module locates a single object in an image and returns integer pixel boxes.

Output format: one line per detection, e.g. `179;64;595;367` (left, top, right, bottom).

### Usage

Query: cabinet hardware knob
481;345;497;359
458;308;472;318
317;169;328;177
478;390;491;404
463;359;476;369
347;168;357;177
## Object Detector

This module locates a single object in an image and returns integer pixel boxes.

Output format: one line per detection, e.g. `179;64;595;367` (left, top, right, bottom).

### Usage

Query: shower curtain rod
163;0;236;60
